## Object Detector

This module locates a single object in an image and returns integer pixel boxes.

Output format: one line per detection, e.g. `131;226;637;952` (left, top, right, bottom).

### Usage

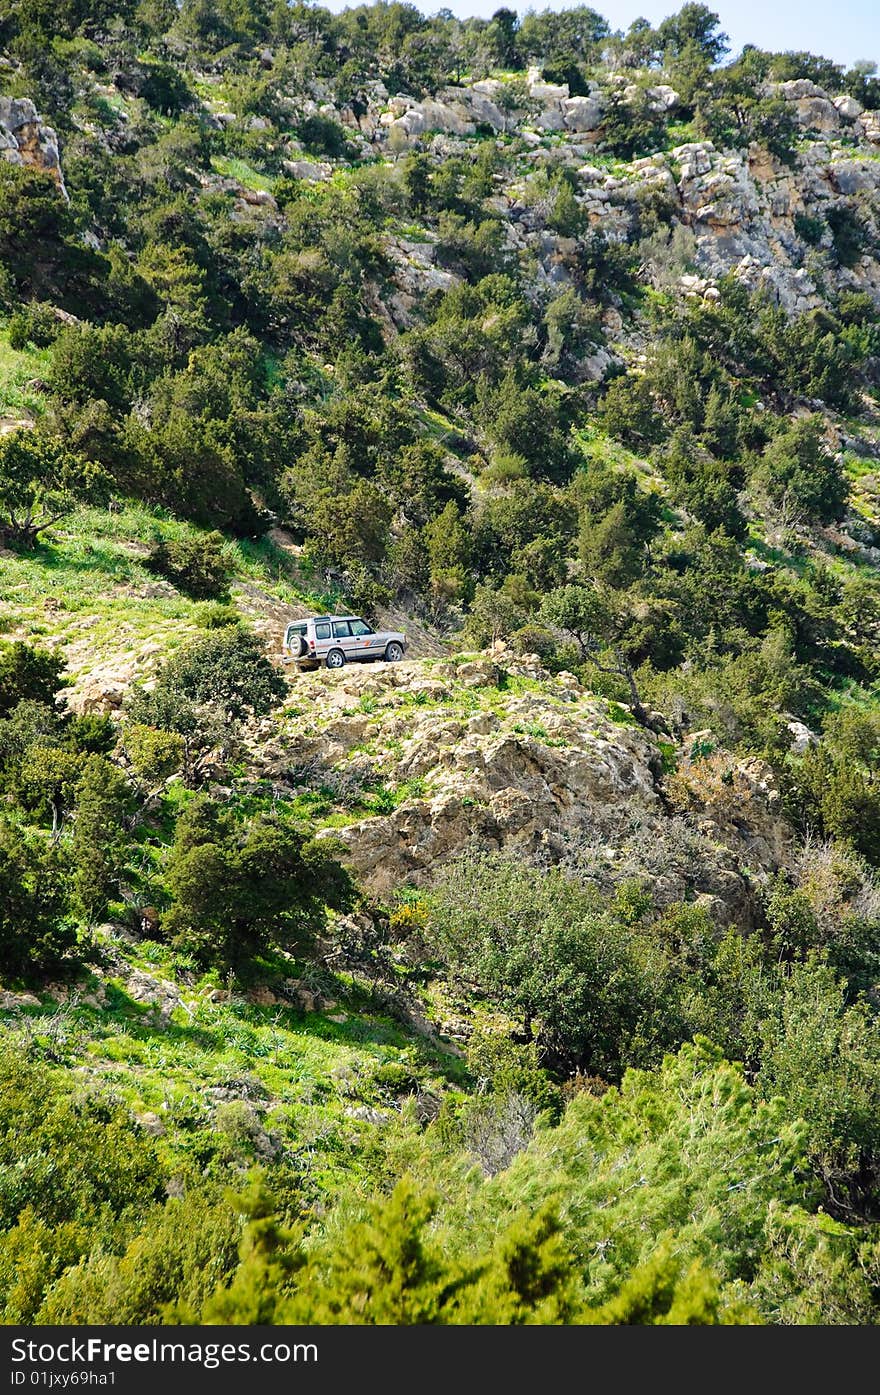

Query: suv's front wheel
325;648;346;669
385;642;404;662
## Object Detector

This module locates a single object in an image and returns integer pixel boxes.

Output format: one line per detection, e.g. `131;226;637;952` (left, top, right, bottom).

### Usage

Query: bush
827;205;867;269
121;723;185;787
0;642;65;719
0;431;104;548
296;114;352;159
145;531;234;600
7;301;59;350
756;417;848;522
70;755;131;922
196;601;240;629
0;820;74;978
162;797;354;971
36;1188;240;1325
0;1051;163;1235
128;628;286;751
426;853;668;1077
794;212;825;247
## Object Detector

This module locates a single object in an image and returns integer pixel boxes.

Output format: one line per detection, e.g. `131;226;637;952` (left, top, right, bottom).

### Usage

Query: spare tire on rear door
291;633;309;658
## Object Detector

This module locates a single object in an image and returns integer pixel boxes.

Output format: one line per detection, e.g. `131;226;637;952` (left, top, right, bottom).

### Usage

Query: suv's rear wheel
325;648;346;669
385;641;404;662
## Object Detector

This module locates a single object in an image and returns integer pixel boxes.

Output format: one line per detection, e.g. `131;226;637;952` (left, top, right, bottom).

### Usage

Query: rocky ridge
243;646;793;922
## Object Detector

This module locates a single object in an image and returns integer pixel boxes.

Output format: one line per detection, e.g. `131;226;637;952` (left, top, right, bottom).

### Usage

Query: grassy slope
0;504;343;683
6;939;467;1202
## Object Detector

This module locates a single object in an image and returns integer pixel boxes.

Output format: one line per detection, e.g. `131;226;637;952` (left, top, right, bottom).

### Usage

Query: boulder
400;100;475;136
136;1112;167;1137
527;67;569;102
562;95;603;131
535;106;566;131
794;97;841;133
778;79;829;101
0;990;41;1009
859;110;880;143
440;86;505;131
834;93;864;120
282;158;332;181
787;719;818;754
647;84;680;111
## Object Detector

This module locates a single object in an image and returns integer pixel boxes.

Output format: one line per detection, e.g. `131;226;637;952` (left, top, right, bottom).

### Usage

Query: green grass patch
210;155;276;193
0;326;52;420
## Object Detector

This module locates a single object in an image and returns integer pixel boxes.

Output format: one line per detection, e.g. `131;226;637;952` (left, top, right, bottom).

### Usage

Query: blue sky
321;0;880;68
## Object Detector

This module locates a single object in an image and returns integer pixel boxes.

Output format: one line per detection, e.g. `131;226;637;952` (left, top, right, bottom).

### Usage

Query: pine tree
71;755;130;922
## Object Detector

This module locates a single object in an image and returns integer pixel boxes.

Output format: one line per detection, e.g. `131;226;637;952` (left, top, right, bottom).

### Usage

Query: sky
320;0;880;69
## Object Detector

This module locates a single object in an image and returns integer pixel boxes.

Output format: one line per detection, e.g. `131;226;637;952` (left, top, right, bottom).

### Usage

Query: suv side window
349;619;372;635
332;621;352;639
314;622;331;640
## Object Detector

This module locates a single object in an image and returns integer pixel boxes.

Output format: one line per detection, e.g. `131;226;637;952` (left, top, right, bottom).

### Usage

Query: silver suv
283;615;407;670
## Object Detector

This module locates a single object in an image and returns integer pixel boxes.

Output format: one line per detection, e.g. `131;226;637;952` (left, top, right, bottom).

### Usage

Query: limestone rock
778;79;828;101
647;84;680;111
527;67;569;102
795;97;841;133
439;86;505;131
0;96;67;197
0;990;41;1009
136;1111;167;1137
396;99;475;137
562;95;603;131
834;94;864;121
858;110;880;143
787;719;818;754
282;158;332;181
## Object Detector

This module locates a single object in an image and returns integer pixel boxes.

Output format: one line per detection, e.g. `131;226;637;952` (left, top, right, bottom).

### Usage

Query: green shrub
162;796;354;971
0;820;74;978
7;301;59;350
145;531;234;600
756;417;848;522
0;642;65;719
794;211;825;246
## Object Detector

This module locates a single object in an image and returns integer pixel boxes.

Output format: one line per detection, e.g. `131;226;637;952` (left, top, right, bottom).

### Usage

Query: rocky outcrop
281;158;332;181
249;652;661;894
561;95;603;132
669;139;880;313
385;234;457;327
243;649;797;909
775;79;841;134
191;64;880;324
381;94;476;140
0;96;67;197
326;706;660;893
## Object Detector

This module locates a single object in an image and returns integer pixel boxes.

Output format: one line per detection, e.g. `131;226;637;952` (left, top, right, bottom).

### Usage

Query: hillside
2;1;880;1327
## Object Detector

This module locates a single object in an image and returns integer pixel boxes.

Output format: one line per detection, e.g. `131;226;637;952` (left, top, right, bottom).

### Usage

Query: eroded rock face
0;96;67;197
240;646;800;919
669;139;880;313
248;653;661;893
